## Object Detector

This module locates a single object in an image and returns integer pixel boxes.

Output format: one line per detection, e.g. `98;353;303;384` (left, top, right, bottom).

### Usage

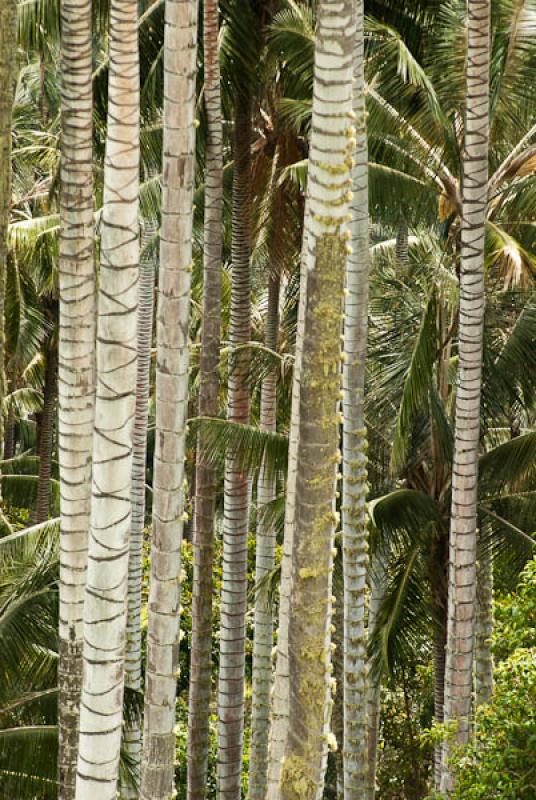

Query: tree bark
75;0;139;795
0;0;17;506
366;555;386;800
121;218;156;798
342;2;371;797
440;1;490;794
57;0;96;794
474;552;494;706
187;1;223;795
248;271;280;800
140;2;198;797
277;3;356;797
3;400;15;460
35;342;57;524
216;98;252;800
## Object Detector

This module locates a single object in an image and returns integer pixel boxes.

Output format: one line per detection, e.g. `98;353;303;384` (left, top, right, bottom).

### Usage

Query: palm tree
275;0;356;796
75;0;140;795
140;0;198;796
342;1;371;796
187;2;223;796
0;0;17;503
248;267;280;800
122;216;156;797
441;1;490;792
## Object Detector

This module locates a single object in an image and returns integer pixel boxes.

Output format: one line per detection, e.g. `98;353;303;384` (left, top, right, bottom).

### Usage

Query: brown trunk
3;400;14;460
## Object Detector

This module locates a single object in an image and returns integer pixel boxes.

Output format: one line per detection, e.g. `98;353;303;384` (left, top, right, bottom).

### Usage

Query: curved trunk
216;99;252;800
35;342;57;524
278;3;356;798
441;1;490;794
474;552;494;706
248;271;280;800
342;2;371;797
140;2;198;797
121;219;156;797
187;1;223;795
0;0;17;504
57;1;96;794
75;0;139;795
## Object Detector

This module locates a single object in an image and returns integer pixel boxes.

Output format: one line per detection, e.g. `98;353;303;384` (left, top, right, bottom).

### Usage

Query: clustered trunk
342;2;371;797
75;0;140;795
187;1;223;795
276;2;356;798
140;2;199;797
441;0;490;794
248;271;280;800
216;98;252;800
57;0;96;795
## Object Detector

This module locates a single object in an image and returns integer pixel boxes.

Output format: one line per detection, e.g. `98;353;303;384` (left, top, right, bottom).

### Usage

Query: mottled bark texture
121;218;156;798
276;3;356;798
187;1;223;796
366;555;386;800
342;2;370;797
75;0;139;796
57;1;96;793
216;99;252;800
140;2;198;798
248;272;280;800
441;1;489;794
474;552;494;706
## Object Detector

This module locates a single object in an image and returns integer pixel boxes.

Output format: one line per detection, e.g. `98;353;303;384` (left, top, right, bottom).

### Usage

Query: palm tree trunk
216;98;252;800
278;2;355;797
35;342;57;523
266;207;307;800
3;400;15;460
440;1;490;794
366;555;386;800
187;2;223;795
433;620;447;792
74;0;139;795
0;0;17;506
121;218;156;798
474;552;494;706
248;271;280;800
57;1;96;794
140;2;198;797
395;222;409;268
342;2;370;797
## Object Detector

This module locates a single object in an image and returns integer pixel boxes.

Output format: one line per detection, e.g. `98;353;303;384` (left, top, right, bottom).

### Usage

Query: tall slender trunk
35;342;57;523
395;222;409;268
433;619;447;791
474;552;494;706
140;2;198;797
187;2;223;795
248;271;280;800
74;0;139;795
277;3;355;798
366;555;386;800
121;219;156;798
0;0;17;506
58;0;96;793
216;99;252;800
266;206;307;800
342;3;370;797
440;1;490;794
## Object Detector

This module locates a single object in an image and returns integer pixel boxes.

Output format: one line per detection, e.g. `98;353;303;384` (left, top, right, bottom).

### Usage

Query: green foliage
452;559;536;800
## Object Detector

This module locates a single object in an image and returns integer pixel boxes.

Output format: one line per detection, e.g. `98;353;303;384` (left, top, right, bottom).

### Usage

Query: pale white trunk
140;2;198;798
441;1;490;794
342;2;370;797
75;0;139;796
248;273;280;800
277;2;356;798
121;218;156;798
